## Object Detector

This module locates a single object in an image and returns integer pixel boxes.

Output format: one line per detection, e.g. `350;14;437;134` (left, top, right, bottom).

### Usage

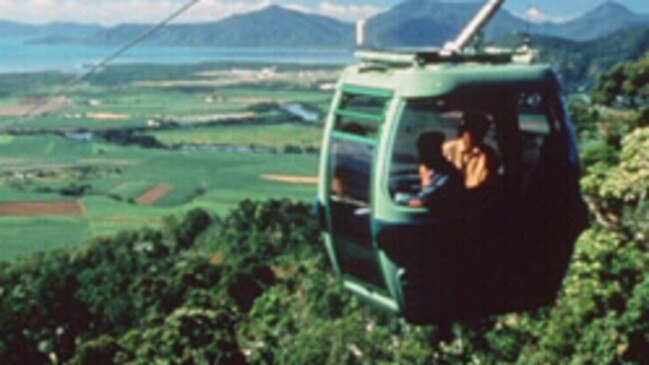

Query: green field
0;135;319;261
151;124;324;149
0;63;332;261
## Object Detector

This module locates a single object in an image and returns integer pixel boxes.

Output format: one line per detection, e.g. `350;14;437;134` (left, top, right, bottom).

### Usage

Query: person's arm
412;174;450;208
476;146;500;187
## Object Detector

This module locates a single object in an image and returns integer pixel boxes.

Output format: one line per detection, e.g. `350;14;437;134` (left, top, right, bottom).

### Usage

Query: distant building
319;83;336;91
147;120;162;128
65;132;94;143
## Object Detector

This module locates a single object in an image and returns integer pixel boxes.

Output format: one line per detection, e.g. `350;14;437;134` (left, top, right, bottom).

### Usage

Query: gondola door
325;87;393;295
504;90;588;307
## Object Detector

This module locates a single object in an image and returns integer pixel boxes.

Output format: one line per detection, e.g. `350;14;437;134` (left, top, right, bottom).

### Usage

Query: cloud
317;2;383;21
282;2;311;13
185;0;274;22
526;7;545;23
518;6;575;24
0;0;280;25
0;0;385;24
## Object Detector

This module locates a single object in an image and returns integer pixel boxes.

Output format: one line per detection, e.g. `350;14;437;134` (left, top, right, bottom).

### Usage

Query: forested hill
1;56;648;364
530;2;649;41
364;0;526;48
366;0;649;46
28;6;356;49
495;27;649;91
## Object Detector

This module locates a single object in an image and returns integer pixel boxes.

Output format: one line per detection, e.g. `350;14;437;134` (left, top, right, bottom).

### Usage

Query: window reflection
339;92;388;115
328;91;386;245
518;92;553;188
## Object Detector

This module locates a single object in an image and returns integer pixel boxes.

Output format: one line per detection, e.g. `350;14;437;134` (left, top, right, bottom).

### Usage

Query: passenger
332;166;366;206
443;112;500;190
331;166;371;241
332;167;347;199
407;132;465;210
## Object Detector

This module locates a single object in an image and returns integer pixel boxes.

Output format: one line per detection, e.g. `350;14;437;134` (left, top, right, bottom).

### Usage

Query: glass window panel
517;92;554;191
329;138;375;254
390;98;502;200
334;92;390;139
331;138;374;205
335;115;380;139
519;92;552;136
339;92;389;116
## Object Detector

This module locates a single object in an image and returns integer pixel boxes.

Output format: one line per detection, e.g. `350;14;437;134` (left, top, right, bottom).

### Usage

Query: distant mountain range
367;0;649;47
531;2;649;41
365;0;527;48
495;27;649;91
47;6;355;49
1;1;648;48
6;6;355;49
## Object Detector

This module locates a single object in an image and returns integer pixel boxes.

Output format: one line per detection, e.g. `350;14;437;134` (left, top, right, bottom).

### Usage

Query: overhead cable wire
3;0;202;130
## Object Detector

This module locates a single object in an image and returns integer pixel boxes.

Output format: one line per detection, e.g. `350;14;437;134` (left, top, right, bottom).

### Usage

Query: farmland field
151;124;324;150
0;201;85;216
0;134;319;260
135;183;174;205
0;218;90;261
0;62;330;261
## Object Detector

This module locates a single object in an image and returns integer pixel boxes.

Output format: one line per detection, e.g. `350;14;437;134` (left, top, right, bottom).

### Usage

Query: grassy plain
0;137;317;259
0;63;333;261
0;217;90;261
0;135;319;260
151;124;323;149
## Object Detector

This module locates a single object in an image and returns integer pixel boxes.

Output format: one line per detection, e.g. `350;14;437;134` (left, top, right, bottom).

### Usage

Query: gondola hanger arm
442;0;505;55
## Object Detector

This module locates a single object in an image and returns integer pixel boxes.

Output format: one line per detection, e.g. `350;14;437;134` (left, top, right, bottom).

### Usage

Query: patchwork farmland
0;62;331;261
0;201;85;217
136;184;174;205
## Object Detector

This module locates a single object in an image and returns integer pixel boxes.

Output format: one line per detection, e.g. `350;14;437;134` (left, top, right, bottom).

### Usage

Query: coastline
0;38;355;74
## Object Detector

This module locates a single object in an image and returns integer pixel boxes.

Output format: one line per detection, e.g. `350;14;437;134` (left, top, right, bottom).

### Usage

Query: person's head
460;112;491;148
417;131;446;169
332;166;349;197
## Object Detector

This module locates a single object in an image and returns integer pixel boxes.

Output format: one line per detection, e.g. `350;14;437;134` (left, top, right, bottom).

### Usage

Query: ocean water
0;38;355;74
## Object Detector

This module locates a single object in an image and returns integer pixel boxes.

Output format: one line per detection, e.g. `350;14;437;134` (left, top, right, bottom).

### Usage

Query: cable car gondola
316;0;588;324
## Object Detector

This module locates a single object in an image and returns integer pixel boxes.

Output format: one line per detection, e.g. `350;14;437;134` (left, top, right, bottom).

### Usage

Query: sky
0;0;648;25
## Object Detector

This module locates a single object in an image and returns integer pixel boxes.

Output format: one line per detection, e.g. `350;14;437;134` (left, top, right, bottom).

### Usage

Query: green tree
200;199;322;263
68;335;122;365
164;208;212;251
593;53;649;107
118;304;246;365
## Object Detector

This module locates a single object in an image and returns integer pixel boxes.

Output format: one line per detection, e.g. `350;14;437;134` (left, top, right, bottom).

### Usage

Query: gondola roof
339;50;559;98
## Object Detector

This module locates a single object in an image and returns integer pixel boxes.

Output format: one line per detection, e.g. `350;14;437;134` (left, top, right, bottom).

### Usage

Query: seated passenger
443;113;500;190
331;166;371;240
332;166;366;207
404;132;466;211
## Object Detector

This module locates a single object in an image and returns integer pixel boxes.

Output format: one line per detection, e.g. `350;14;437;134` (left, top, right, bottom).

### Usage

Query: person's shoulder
443;138;462;153
443;138;462;148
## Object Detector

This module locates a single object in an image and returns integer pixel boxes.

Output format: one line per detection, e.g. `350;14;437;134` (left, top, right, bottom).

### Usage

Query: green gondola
316;0;588;324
